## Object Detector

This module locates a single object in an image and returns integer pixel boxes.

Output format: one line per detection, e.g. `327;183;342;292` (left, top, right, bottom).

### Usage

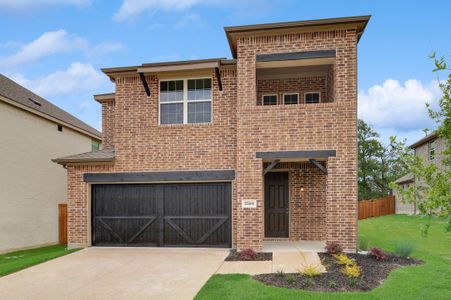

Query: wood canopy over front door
264;172;289;238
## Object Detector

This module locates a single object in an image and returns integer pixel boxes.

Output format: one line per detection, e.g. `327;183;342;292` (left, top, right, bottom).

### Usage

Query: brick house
394;132;446;214
54;16;370;252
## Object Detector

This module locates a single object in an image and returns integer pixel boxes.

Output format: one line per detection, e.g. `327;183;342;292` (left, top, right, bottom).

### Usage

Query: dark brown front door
264;172;289;238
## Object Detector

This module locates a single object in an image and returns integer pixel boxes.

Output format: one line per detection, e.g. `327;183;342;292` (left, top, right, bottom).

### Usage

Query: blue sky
0;0;450;144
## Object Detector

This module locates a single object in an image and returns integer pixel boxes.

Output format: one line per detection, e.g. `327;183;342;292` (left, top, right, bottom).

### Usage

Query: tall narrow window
188;78;211;123
262;94;277;105
304;92;321;104
428;140;436;160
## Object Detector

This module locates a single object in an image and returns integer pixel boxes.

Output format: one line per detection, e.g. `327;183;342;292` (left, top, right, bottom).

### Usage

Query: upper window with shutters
159;78;212;125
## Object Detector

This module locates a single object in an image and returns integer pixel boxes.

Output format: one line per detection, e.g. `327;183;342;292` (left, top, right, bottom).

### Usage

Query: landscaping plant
299;265;322;277
394;240;416;258
368;247;389;260
358;236;370;251
333;254;355;266
325;241;342;254
286;274;295;284
275;269;285;277
239;248;257;261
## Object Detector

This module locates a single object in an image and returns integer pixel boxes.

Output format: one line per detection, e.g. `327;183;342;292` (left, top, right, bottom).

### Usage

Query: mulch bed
225;250;273;261
253;253;422;292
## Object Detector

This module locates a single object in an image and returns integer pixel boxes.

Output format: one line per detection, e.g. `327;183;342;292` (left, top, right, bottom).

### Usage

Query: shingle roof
52;149;115;165
409;132;438;149
0;74;101;139
394;174;415;184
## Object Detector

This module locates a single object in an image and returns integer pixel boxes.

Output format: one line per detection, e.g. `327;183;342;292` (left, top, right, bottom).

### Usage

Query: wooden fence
358;196;395;220
58;203;68;245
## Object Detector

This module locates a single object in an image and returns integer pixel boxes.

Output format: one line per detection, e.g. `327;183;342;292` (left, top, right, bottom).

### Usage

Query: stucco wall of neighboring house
0;101;94;253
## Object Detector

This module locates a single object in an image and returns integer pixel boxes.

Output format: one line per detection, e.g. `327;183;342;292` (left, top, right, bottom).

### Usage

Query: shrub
333;254;355;266
325;241;343;254
368;247;389;260
341;264;361;278
275;269;285;277
299;265;322;277
304;277;314;287
358;236;370;251
286;274;295;284
239;248;257;261
394;241;415;258
328;280;337;289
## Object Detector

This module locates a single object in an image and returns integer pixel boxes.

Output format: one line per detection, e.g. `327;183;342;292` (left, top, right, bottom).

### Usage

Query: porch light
300;187;304;192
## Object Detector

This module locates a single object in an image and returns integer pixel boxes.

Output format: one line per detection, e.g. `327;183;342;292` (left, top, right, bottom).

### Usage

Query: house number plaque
242;199;257;208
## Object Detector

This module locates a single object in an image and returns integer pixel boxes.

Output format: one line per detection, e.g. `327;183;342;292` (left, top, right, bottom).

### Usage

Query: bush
341;264;361;278
239;248;257;261
275;269;285;277
394;241;415;258
286;274;295;284
368;247;389;260
358;236;370;251
299;265;322;277
333;254;355;266
325;241;343;254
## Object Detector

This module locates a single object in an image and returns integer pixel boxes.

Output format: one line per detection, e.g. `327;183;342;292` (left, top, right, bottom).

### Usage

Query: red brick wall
67;28;358;252
235;29;358;251
256;76;330;105
101;101;115;149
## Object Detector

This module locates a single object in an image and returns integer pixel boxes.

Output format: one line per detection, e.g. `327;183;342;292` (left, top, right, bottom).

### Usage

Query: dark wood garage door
92;183;231;247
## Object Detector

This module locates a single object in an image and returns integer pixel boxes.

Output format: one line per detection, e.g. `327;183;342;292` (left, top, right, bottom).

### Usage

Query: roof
102;58;236;80
0;74;101;140
225;15;371;58
94;93;115;103
52;148;115;165
394;174;415;184
409;132;438;149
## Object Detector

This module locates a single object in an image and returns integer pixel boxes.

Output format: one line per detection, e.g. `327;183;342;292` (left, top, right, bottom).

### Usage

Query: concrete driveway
0;247;228;300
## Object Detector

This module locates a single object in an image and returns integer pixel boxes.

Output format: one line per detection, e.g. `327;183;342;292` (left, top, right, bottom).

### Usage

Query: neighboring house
394;132;446;215
0;74;101;253
53;16;370;252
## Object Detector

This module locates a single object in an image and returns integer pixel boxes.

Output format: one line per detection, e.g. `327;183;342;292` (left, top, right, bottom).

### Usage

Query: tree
391;53;451;234
358;120;409;200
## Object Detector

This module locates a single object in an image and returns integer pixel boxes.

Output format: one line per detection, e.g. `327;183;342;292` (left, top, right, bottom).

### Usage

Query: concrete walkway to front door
0;247;228;300
216;250;325;275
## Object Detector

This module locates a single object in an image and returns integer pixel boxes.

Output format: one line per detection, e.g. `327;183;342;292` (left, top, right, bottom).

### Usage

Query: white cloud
87;42;125;58
114;0;206;21
358;79;441;132
11;62;105;97
0;30;88;67
175;13;202;28
0;0;90;10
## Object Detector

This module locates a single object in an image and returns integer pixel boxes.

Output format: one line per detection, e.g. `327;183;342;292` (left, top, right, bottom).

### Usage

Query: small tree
391;53;451;234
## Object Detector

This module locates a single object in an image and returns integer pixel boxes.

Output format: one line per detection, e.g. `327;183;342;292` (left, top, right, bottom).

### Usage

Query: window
92;140;100;151
159;78;212;124
428;140;436;160
262;94;277;105
57;124;63;132
304;92;321;104
283;93;299;105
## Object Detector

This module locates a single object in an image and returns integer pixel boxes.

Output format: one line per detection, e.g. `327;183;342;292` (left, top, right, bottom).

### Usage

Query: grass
195;215;451;300
0;244;80;276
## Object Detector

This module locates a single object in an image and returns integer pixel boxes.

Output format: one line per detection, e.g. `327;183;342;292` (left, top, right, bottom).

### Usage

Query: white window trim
304;91;321;104
282;92;299;105
159;76;213;125
428;140;436;160
262;93;278;105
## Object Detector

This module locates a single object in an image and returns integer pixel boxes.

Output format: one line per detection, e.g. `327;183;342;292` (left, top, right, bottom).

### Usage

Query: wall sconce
300;186;304;192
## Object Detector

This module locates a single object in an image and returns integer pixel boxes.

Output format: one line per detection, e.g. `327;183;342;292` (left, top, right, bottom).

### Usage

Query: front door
264;172;289;238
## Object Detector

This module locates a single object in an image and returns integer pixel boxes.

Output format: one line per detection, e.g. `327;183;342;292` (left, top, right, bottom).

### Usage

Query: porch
259;150;334;251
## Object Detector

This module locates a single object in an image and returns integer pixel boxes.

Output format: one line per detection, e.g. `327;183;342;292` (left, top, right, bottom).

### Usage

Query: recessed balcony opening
256;50;335;105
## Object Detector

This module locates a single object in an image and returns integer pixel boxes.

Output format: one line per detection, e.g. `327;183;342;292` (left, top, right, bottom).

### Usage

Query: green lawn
0;244;79;276
195;215;451;300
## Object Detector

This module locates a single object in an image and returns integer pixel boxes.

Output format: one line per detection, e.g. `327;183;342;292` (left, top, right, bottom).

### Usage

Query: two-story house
394;132;446;214
53;16;370;252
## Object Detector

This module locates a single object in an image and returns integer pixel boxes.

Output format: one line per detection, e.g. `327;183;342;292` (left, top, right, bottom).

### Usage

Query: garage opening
92;183;231;248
